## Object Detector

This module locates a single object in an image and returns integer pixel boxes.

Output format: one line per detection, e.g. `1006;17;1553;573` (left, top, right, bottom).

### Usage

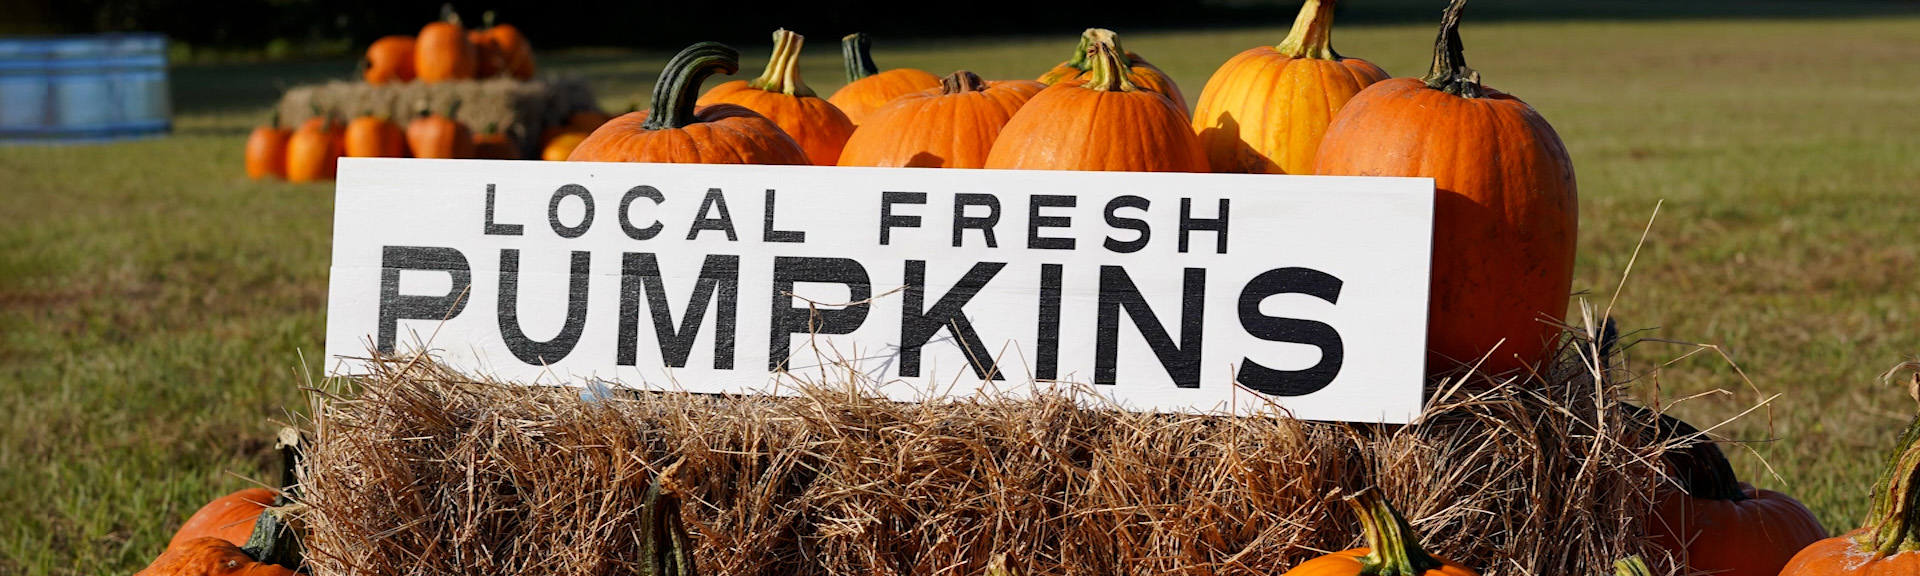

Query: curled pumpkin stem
1275;0;1342;60
642;43;740;131
1347;490;1445;576
1420;0;1484;98
1082;32;1137;93
749;29;815;98
940;70;988;95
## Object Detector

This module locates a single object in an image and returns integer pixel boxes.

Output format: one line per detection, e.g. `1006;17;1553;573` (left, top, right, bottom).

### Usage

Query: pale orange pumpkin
825;32;940;127
985;32;1204;172
697;29;853;166
838;71;1043;169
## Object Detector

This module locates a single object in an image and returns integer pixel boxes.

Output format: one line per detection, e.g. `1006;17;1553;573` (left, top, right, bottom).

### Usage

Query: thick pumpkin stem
1082;32;1137;93
1650;411;1751;502
940;70;988;95
1611;556;1652;576
1857;391;1920;556
748;29;816;98
639;473;701;576
1420;0;1484;98
440;3;460;26
842;32;879;83
1348;491;1445;576
1063;28;1135;72
240;505;304;571
274;427;302;505
642;42;740;131
1275;0;1342;60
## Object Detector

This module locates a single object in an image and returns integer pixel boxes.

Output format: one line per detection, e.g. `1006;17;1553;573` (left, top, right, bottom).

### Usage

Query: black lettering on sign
497;249;591;364
1104;195;1151;254
1095;266;1205;388
1036;263;1063;380
377;246;471;354
1027;195;1076;250
617;253;739;369
1236;267;1345;396
952;193;1000;248
1179;198;1229;254
900;260;1007;380
878;191;925;245
619;185;665;241
483;184;523;236
688;188;738;241
548;184;595;239
762;189;805;243
768;256;872;371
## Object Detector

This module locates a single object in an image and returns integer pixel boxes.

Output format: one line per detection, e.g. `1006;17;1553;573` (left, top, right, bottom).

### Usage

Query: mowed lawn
4;13;1919;575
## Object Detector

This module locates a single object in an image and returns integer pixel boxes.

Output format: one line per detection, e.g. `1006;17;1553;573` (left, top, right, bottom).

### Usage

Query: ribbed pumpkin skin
1284;549;1478;576
285;118;342;182
569;105;808;164
244;125;290;179
406;113;474;159
699;81;852;166
1192;47;1386;174
1313;78;1576;374
167;488;274;548
839;77;1044;168
1782;532;1920;576
362;36;416;84
344;116;406;158
984;82;1204;172
415;21;475;83
1039;51;1187;114
829;69;941;126
135;537;295;576
1650;483;1827;576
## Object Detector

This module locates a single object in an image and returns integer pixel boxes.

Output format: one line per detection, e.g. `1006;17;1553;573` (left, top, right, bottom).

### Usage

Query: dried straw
276;77;600;157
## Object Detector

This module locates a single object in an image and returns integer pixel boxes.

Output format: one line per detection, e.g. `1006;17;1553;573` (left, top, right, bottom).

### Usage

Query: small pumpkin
167;488;275;549
285;114;343;182
984;32;1204;172
1281;490;1477;576
838;70;1044;168
407;101;475;159
1780;375;1920;576
542;107;614;146
1645;410;1825;576
1037;28;1187;115
542;132;588;161
569;42;808;165
697;29;853;166
344;113;407;158
825;33;940;127
361;35;417;85
415;7;476;83
469;28;501;79
243;112;290;180
1311;0;1577;375
473;123;521;160
481;11;535;80
1191;0;1388;174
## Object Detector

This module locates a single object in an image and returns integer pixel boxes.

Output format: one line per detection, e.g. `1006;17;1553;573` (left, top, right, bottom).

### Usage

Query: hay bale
276;78;600;157
299;341;1676;576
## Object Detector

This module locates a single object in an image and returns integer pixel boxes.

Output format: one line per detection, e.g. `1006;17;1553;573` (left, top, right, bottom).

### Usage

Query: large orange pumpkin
1647;411;1825;576
697;29;853;166
167;488;275;549
1312;0;1577;375
1780;383;1920;576
825;33;940;127
285;115;342;182
406;102;474;159
569;42;809;165
984;33;1204;172
361;35;416;85
415;9;476;83
244;112;290;180
838;71;1043;169
344;114;407;158
1281;490;1477;576
1191;0;1388;174
136;537;296;576
1037;28;1187;116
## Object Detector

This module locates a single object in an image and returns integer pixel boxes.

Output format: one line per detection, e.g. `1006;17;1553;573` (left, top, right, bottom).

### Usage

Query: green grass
5;13;1920;574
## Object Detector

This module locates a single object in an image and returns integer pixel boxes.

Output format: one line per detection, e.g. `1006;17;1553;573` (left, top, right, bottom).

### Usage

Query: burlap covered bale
276;77;599;157
299;342;1678;576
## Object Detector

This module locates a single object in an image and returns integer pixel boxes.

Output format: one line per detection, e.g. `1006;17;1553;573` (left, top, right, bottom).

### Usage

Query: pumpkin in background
984;33;1204;172
1281;490;1477;576
1312;0;1577;375
825;33;939;127
285;115;342;182
1645;411;1825;576
1780;379;1920;576
406;102;474;159
473;123;521;160
569;42;808;165
361;35;416;84
344;114;407;158
838;71;1043;168
415;7;476;83
1191;0;1387;174
1037;28;1187;115
244;112;290;180
697;29;853;166
469;27;501;78
542;108;614;145
480;11;534;79
542;132;588;161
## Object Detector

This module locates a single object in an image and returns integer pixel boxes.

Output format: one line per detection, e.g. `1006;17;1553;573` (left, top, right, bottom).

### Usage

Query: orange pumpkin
344;114;407;158
167;488;275;549
697;29;853;166
984;33;1204;172
839;71;1043;168
481;11;534;80
361;35;416;84
469;28;501;78
285;115;342;182
1037;28;1187;116
825;32;940;127
542;108;613;146
135;537;296;576
1646;411;1824;576
570;42;808;165
244;112;290;180
415;8;476;83
542;132;588;161
406;102;474;159
1191;0;1388;174
1780;385;1920;576
1312;0;1577;375
473;123;521;160
1282;490;1477;576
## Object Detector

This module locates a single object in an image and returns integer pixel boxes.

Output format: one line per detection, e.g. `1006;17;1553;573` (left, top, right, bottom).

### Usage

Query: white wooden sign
325;158;1434;423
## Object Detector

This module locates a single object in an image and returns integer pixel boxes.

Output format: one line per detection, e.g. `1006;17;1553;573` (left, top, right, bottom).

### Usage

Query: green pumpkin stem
842;32;879;83
748;29;816;98
1082;31;1137;93
240;505;303;571
641;43;740;131
1420;0;1484;98
639;472;701;576
1064;28;1135;72
1275;0;1342;60
1348;491;1445;576
1858;385;1920;556
274;427;302;505
1611;556;1652;576
1651;411;1751;502
940;70;988;95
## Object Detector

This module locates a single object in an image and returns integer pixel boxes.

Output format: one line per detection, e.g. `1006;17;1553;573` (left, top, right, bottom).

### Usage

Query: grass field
4;10;1920;575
